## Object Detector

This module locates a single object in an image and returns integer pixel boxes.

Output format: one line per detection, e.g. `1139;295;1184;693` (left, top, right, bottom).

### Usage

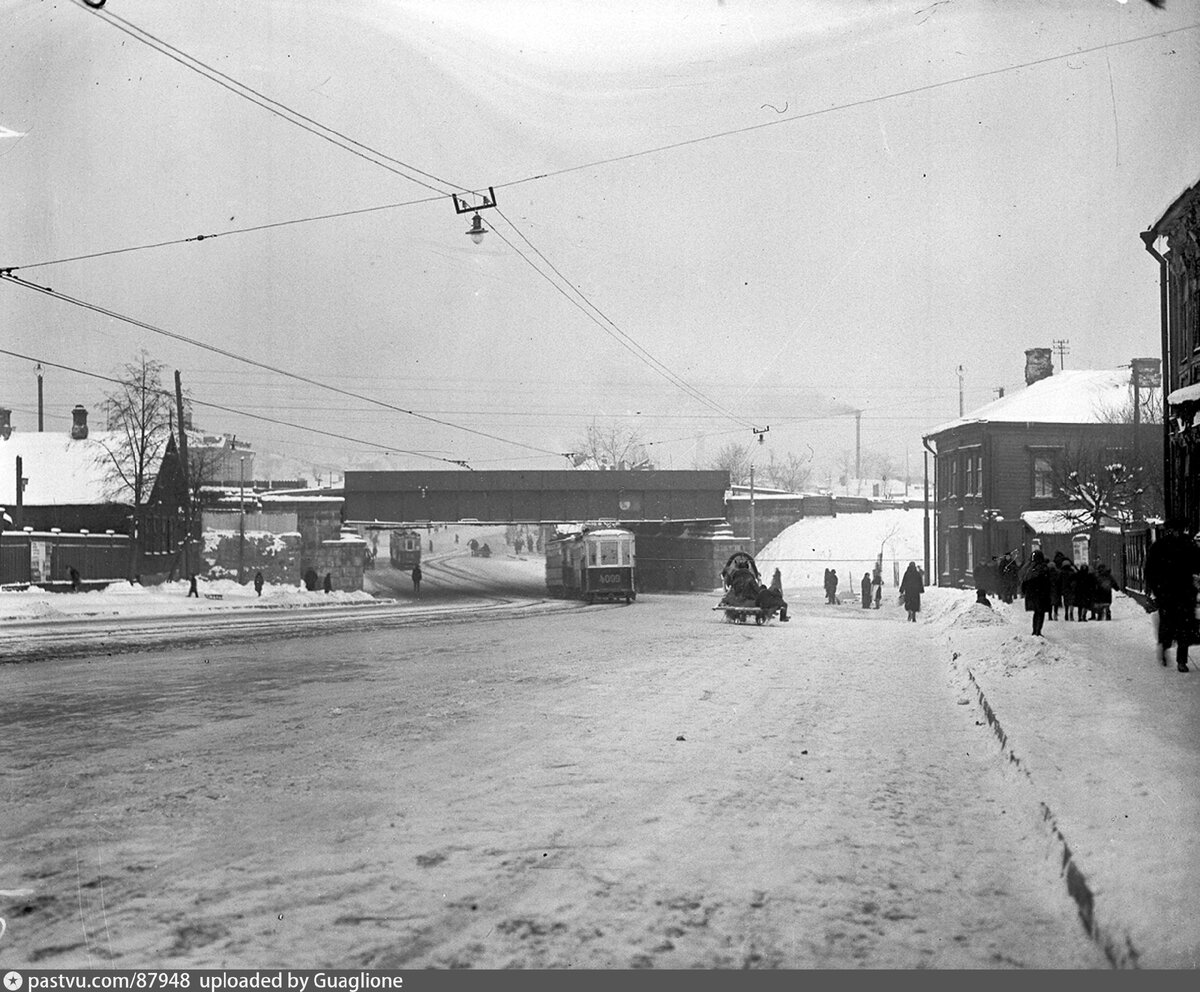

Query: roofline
1144;174;1200;239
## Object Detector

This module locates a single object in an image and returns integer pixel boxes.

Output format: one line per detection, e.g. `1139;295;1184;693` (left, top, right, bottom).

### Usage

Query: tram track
0;594;586;666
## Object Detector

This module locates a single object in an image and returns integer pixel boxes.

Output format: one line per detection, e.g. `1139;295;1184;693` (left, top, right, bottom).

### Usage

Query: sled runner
712;604;778;625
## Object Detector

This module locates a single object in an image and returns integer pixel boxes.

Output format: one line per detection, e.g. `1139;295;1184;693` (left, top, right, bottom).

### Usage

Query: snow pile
756;508;926;589
0;576;377;623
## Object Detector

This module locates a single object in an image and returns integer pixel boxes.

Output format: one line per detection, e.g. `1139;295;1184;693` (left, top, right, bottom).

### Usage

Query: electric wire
5;194;445;272
0;346;475;467
483;215;755;431
12;19;1193;275
493;207;753;430
0;274;565;460
83;3;465;197
491;21;1200;193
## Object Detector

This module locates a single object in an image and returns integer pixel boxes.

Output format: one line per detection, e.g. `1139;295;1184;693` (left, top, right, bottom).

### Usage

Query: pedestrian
899;561;923;622
754;567;790;622
861;572;872;609
323;572;332;594
1049;552;1067;620
1000;553;1020;604
411;563;422;597
873;572;883;609
1144;519;1200;673
429;538;434;552
187;574;199;598
1073;564;1095;622
1059;558;1078;621
825;568;840;605
1093;563;1115;621
253;571;264;597
68;566;81;592
455;533;459;544
1020;549;1052;636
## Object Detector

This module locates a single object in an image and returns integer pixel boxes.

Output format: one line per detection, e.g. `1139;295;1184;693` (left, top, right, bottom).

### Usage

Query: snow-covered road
1;588;1104;968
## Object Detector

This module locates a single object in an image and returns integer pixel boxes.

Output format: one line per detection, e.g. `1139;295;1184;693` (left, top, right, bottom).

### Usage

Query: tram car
545;526;636;604
389;528;423;570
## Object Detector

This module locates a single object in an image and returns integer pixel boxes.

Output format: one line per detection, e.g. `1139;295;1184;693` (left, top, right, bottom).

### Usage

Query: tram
545;526;636;604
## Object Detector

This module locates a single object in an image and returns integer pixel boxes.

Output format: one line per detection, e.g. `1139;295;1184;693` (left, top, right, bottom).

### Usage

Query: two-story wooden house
923;349;1162;588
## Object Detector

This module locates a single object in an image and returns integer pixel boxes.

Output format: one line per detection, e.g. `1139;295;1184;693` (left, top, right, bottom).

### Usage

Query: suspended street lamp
451;187;497;244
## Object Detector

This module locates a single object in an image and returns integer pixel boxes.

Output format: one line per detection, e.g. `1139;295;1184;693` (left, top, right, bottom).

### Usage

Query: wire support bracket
450;187;497;215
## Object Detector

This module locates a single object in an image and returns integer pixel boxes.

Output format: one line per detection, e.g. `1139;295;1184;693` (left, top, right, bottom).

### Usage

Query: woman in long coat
861;572;872;609
899;562;923;622
1020;549;1052;636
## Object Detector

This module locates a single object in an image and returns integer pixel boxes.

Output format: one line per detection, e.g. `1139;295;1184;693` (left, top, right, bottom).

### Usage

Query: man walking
1020;549;1052;636
1144;519;1200;673
411;563;423;597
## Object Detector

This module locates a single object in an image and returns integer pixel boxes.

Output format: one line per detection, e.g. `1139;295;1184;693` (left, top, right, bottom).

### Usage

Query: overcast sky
2;0;1198;480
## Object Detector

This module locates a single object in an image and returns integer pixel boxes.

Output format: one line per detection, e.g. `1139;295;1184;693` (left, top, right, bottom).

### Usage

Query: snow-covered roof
1021;511;1081;535
1167;383;1200;406
927;369;1141;437
0;430;127;506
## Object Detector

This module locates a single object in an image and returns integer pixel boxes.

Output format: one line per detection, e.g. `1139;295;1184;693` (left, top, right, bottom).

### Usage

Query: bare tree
570;419;653;470
99;351;174;507
1094;384;1162;427
1053;443;1144;534
762;449;813;492
711;441;754;486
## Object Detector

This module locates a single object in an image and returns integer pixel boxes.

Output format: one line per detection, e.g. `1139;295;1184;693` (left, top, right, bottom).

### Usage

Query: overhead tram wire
0;273;564;461
490;21;1200;194
5;194;444;272
72;4;755;443
82;3;466;198
484;215;756;431
0;346;467;466
492;208;754;430
15;20;1195;275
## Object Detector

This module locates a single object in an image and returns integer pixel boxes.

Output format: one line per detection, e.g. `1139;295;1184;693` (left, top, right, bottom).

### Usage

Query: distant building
1142;176;1200;534
923;349;1163;588
0;404;190;582
187;430;255;486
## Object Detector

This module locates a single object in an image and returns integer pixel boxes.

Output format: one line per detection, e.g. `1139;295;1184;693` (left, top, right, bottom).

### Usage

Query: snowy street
2;580;1105;968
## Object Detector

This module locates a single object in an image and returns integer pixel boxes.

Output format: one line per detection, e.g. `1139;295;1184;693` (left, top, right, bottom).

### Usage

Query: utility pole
238;456;246;585
855;411;862;481
749;464;756;550
175;371;191;578
35;363;43;432
1052;338;1070;370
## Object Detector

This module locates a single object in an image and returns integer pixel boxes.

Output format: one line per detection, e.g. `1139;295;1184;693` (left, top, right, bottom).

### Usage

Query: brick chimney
70;404;89;440
1024;348;1054;387
0;407;10;441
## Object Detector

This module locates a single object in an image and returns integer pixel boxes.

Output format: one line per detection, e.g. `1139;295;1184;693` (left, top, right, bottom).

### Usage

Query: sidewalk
932;588;1200;969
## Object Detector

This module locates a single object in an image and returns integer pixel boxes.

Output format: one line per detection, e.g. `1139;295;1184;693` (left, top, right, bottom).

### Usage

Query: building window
1032;452;1057;498
964;451;981;496
949;457;960;498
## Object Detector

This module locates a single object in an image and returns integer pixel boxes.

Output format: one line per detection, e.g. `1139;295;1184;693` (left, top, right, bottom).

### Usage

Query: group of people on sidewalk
1013;551;1119;636
1012;521;1200;673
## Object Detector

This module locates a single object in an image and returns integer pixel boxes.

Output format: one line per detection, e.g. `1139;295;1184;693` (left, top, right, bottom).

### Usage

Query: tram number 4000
599;573;621;584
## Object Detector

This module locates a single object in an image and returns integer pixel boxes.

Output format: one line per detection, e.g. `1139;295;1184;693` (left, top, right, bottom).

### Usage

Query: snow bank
755;507;927;589
0;576;377;623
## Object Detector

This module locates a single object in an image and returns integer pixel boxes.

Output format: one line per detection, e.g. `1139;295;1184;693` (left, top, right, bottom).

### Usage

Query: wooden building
923;349;1163;588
